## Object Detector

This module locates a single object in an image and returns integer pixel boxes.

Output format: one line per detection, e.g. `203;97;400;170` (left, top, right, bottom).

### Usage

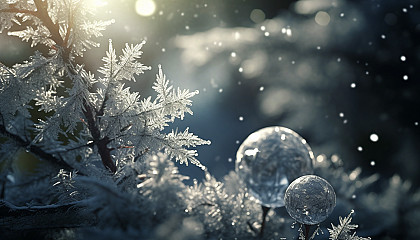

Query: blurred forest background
1;0;419;188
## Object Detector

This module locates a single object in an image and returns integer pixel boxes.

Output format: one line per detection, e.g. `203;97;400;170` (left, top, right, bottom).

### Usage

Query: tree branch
32;0;63;46
0;8;37;15
82;101;117;173
0;200;96;231
0;121;76;173
5;0;117;174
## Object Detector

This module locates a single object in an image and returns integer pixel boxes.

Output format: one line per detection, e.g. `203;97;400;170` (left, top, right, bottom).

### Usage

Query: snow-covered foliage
0;1;418;240
328;210;370;240
0;0;210;175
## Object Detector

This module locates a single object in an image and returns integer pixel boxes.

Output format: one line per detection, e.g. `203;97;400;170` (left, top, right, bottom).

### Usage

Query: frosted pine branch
328;210;371;240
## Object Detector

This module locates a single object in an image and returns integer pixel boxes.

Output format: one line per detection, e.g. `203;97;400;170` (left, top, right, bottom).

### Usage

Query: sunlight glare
135;0;156;17
89;0;108;7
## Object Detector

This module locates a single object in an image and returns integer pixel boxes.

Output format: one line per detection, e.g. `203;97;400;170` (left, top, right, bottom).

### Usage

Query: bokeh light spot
315;11;330;26
250;9;266;23
135;0;156;17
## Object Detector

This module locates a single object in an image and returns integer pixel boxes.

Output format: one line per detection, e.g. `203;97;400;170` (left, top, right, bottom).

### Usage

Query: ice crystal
328;210;371;240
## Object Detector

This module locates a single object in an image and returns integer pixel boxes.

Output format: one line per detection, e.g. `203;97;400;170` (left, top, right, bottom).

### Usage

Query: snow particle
238;116;244;121
400;55;406;61
282;27;292;36
231;52;237;58
340;13;345;17
370;133;379;142
357;146;363;152
339;112;344;118
370;161;376;166
238;67;243;72
381;34;386;39
259;86;265;91
350;83;356;88
403;75;408;81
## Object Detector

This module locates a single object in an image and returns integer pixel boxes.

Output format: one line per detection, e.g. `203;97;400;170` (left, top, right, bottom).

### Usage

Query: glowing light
315;11;330;26
89;0;108;7
135;0;156;17
370;133;379;142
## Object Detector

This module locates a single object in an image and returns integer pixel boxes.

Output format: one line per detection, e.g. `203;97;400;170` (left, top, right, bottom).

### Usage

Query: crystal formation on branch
235;126;314;208
284;175;336;225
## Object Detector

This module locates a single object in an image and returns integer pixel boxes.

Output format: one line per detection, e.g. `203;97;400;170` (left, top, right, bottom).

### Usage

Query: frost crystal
236;126;314;208
328;210;371;240
284;175;336;225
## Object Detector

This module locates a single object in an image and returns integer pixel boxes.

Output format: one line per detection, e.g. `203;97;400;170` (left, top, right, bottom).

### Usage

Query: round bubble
284;175;336;225
235;126;314;208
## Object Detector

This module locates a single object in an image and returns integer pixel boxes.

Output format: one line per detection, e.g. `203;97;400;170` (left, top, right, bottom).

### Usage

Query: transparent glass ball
235;126;314;208
284;175;336;225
